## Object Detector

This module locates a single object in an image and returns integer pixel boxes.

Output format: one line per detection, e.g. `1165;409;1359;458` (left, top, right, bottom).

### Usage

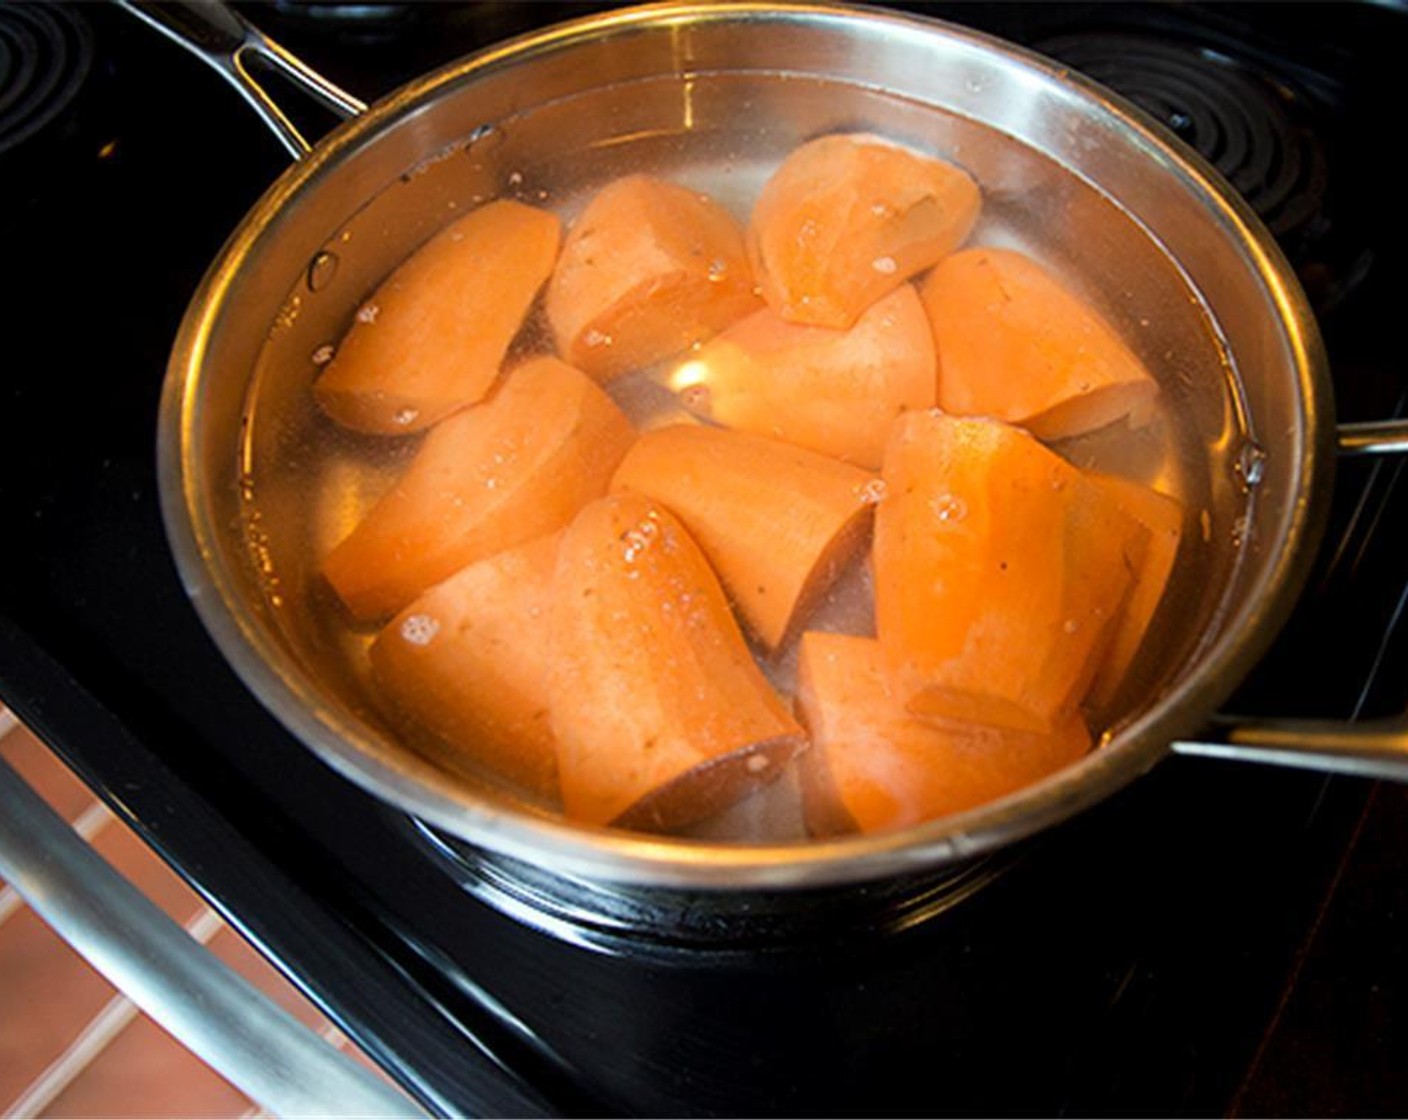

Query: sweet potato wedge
675;283;936;469
314;200;561;434
796;632;1092;835
747;133;980;330
1084;472;1185;711
370;532;562;800
322;356;634;620
548;493;805;830
920;246;1158;440
873;412;1148;733
545;175;760;381
610;425;877;651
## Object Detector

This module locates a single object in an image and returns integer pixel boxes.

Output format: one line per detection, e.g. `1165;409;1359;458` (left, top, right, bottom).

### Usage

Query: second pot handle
1173;715;1408;781
1338;418;1408;457
1175;416;1408;780
116;0;367;158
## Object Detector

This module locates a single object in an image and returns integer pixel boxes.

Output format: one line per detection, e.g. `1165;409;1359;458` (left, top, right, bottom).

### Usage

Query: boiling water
239;73;1249;841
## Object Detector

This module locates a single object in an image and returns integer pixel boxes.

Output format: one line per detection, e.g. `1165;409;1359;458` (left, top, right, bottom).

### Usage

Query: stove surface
2;3;1407;1115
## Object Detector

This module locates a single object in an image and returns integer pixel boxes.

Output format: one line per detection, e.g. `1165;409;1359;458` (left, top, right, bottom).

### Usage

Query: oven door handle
114;0;367;158
0;755;429;1119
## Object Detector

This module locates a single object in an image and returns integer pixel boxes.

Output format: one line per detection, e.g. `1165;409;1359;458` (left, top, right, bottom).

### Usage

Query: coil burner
1038;32;1327;242
0;3;92;157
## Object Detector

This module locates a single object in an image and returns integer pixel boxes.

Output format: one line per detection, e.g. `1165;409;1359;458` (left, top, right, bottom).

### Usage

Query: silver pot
140;0;1408;892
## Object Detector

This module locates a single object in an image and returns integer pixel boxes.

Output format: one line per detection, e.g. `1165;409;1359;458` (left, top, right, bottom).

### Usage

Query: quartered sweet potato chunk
370;533;562;801
611;425;877;652
676;283;936;469
1084;472;1185;710
796;632;1092;835
920;246;1158;440
545;175;760;381
548;493;805;830
747;133;980;330
873;412;1149;733
314;200;561;434
321;356;634;620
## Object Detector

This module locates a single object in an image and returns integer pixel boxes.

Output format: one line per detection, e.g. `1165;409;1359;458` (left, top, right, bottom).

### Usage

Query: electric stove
3;2;1407;1115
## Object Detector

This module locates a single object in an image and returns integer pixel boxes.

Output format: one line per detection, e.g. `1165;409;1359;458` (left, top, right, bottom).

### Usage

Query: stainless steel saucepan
135;0;1408;891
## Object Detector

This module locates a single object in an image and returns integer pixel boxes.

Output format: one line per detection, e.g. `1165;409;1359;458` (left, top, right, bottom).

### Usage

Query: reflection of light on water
314;455;385;560
668;358;713;414
669;358;709;393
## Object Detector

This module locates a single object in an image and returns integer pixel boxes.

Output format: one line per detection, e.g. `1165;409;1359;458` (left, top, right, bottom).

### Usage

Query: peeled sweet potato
797;632;1092;835
748;133;980;329
1084;472;1185;710
676;283;936;469
314;200;561;434
322;356;634;620
545;175;760;381
548;493;805;830
920;246;1158;439
610;425;877;651
873;411;1149;733
370;532;561;800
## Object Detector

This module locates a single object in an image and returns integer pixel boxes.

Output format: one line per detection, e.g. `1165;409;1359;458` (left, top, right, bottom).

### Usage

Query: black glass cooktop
2;3;1407;1115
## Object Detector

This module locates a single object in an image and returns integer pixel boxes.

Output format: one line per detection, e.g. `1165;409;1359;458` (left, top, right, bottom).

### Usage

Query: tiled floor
0;705;380;1118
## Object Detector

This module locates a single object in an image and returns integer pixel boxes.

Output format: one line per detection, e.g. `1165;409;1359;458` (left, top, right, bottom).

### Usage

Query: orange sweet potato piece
920;246;1158;440
611;425;877;651
545;175;761;381
796;632;1092;835
370;533;562;800
549;493;805;830
314;200;561;434
322;356;634;620
1084;472;1185;711
873;412;1148;733
675;284;936;469
747;133;980;330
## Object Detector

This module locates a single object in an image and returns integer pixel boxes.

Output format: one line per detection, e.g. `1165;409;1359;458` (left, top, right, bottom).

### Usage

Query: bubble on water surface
858;478;888;505
1235;440;1267;488
271;294;301;333
400;614;440;646
621;515;662;563
930;493;967;523
1231;514;1252;547
467;123;499;146
306;250;339;293
679;383;711;411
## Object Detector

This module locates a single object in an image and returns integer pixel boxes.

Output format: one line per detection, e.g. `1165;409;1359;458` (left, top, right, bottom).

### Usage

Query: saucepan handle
115;0;366;158
1174;417;1408;779
1336;419;1408;457
1174;716;1408;781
